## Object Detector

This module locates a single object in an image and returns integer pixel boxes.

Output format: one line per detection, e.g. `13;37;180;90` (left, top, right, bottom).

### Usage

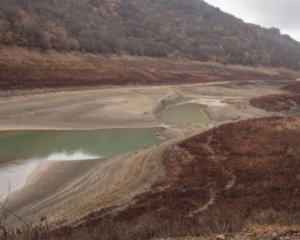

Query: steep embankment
282;81;300;93
46;117;300;239
250;80;300;114
250;94;300;114
0;47;298;90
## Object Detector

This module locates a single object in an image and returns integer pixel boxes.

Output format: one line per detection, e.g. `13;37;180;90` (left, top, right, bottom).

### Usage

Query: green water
160;103;208;125
0;128;163;162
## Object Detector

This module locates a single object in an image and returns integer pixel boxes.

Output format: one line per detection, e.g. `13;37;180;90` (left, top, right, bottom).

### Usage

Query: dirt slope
46;117;300;239
250;94;300;114
4;144;168;226
282;82;300;93
0;47;298;90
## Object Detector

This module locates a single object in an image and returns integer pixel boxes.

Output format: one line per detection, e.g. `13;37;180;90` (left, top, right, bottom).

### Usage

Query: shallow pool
159;103;209;125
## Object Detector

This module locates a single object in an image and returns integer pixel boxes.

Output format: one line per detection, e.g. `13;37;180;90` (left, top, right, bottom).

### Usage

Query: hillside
1;46;298;90
249;81;300;115
1;0;300;69
250;94;300;114
4;117;298;239
282;81;300;93
69;117;299;239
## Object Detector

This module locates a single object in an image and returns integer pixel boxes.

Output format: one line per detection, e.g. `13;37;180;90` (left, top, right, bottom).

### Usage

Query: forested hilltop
1;0;300;69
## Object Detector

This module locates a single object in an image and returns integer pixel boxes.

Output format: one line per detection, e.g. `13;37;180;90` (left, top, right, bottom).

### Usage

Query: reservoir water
160;103;209;125
0;128;163;162
0;127;164;198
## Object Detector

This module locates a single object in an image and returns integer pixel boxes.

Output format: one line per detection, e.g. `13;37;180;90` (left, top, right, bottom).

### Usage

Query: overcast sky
205;0;300;42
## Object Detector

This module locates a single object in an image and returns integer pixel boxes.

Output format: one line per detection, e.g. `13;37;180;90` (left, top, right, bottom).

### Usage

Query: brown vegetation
0;47;298;90
105;117;300;233
282;82;300;93
1;0;300;69
250;94;300;114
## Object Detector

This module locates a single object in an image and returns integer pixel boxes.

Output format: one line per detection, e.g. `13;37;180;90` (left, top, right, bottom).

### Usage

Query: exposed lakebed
0;127;164;198
159;103;209;125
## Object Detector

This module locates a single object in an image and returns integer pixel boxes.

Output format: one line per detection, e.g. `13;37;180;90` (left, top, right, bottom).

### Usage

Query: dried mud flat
1;80;299;239
0;80;286;131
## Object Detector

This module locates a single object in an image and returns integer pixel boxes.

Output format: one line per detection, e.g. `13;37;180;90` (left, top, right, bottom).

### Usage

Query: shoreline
4;144;168;226
0;124;165;132
0;81;230;98
0;79;293;99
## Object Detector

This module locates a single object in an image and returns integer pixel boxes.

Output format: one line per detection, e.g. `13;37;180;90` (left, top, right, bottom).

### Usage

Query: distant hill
1;0;300;69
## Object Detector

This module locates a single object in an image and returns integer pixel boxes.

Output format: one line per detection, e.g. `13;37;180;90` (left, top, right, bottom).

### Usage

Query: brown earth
282;82;300;93
250;94;300;114
41;117;299;240
157;225;300;239
0;47;298;90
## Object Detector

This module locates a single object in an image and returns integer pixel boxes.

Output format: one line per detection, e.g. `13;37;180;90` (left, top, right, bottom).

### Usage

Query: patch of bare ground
4;117;295;240
0;47;298;90
250;94;300;114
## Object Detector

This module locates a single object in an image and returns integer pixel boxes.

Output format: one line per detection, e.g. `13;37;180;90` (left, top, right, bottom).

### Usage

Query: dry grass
250;94;300;113
0;46;298;90
282;82;300;93
250;210;300;226
0;211;244;240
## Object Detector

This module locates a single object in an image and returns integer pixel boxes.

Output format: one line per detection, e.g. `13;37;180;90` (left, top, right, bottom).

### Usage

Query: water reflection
0;161;38;200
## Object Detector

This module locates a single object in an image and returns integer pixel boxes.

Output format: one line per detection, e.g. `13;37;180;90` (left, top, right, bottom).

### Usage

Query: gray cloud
205;0;300;41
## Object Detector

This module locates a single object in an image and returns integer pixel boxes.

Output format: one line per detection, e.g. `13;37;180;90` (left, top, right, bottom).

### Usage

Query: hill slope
70;117;300;239
5;117;298;240
1;46;298;90
250;94;300;114
1;0;300;69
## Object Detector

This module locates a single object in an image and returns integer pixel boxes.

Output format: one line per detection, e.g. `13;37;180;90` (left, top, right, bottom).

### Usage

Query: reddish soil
0;46;297;90
0;67;290;90
1;46;299;90
250;94;300;114
54;117;300;239
282;82;300;93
